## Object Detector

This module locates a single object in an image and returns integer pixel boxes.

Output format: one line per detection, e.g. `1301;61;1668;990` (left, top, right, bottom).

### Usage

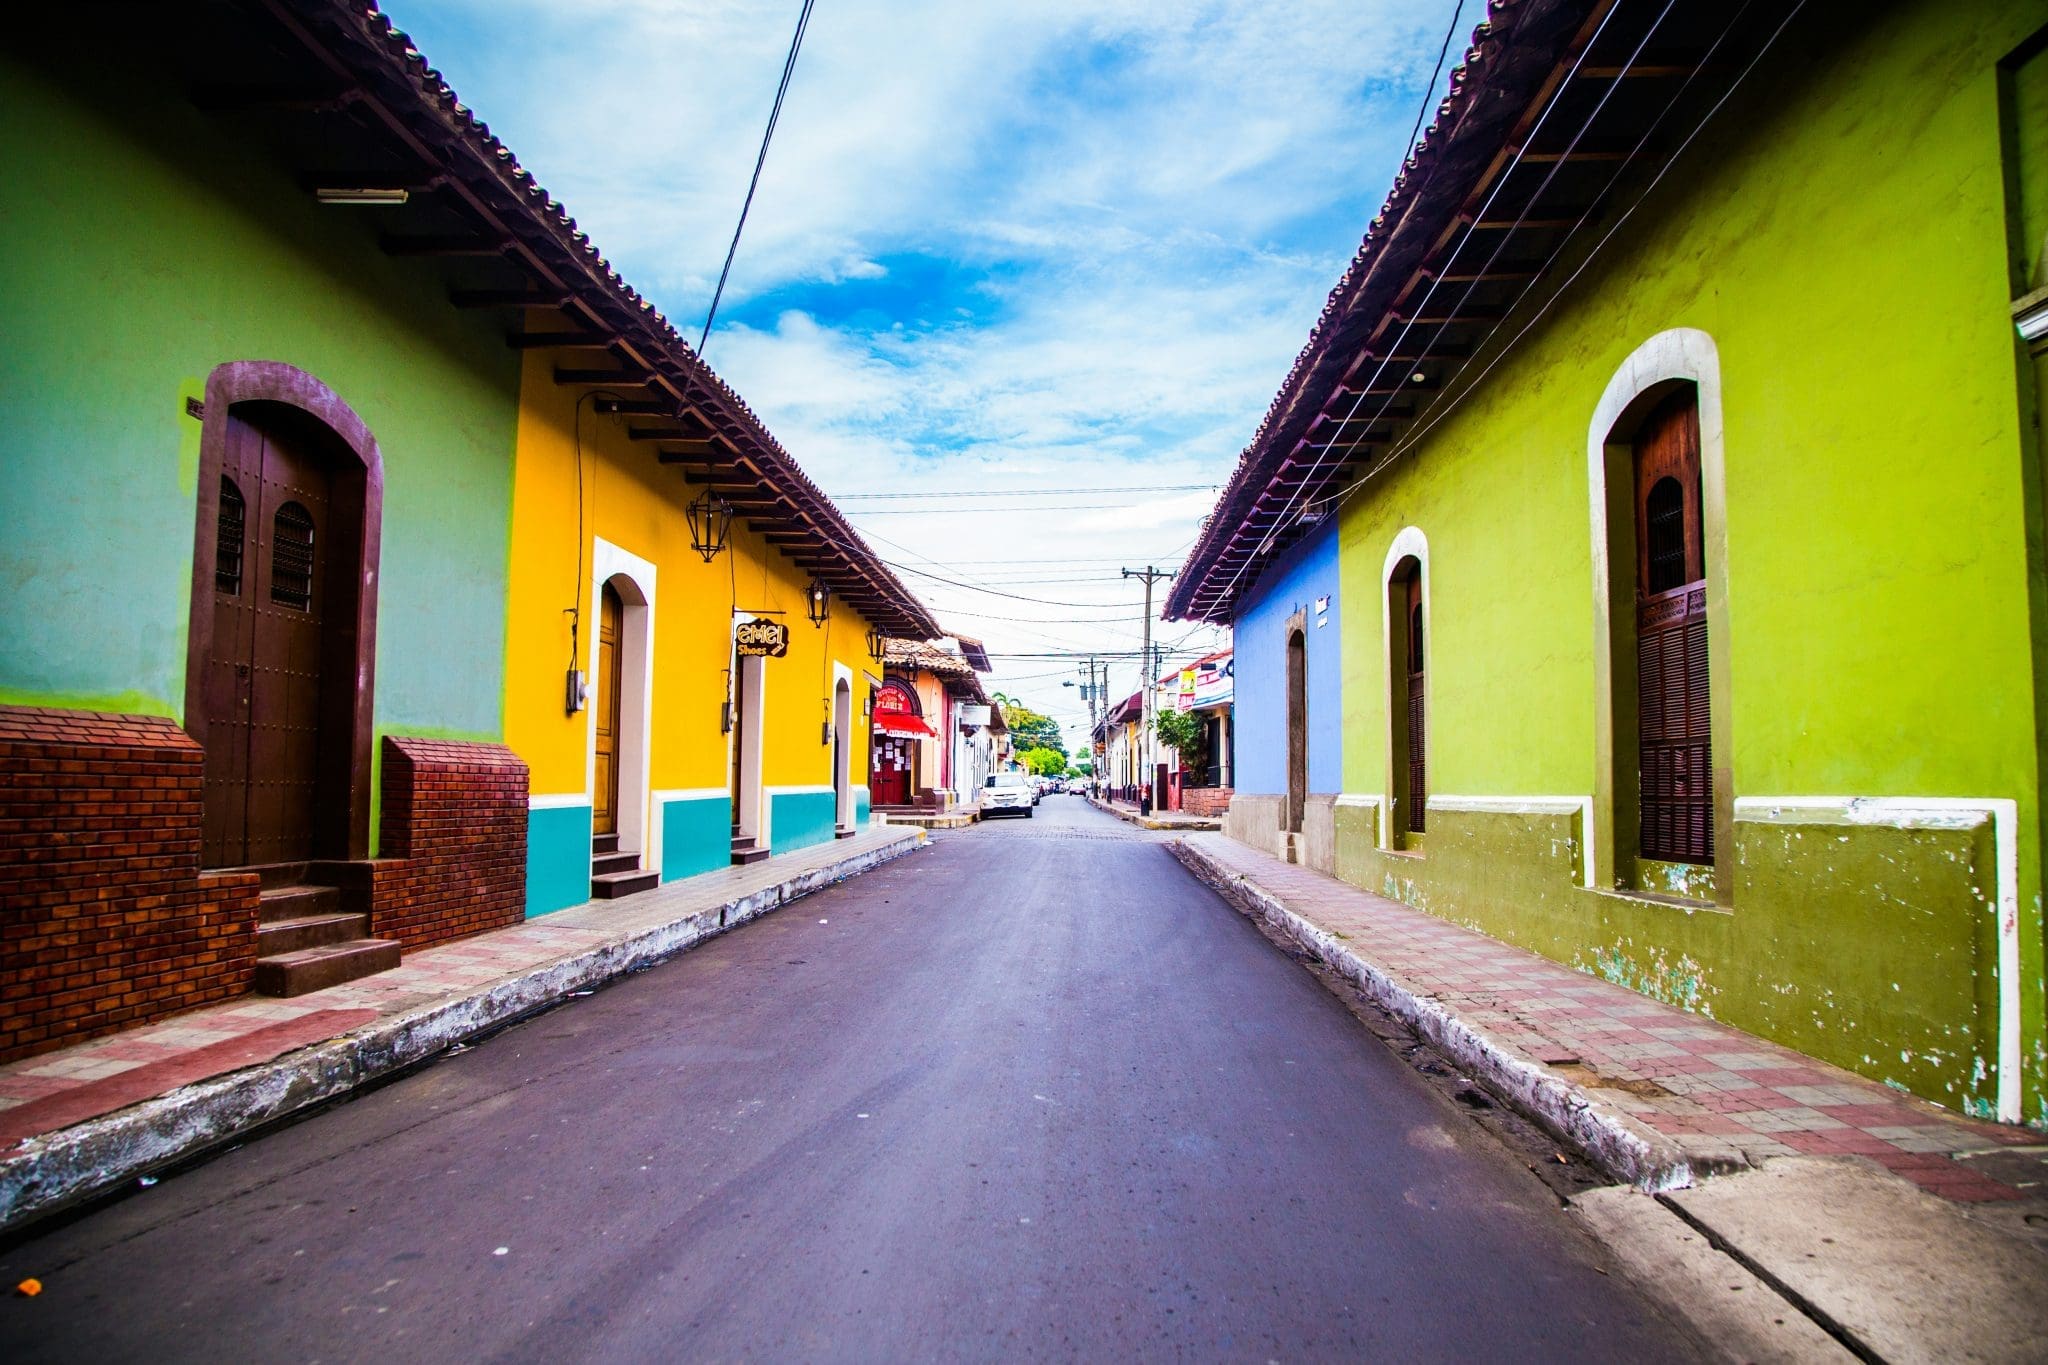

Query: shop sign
735;619;789;658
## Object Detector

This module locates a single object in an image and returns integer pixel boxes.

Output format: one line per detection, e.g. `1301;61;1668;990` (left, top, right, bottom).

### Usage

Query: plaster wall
1330;0;2048;1119
1232;521;1343;797
0;55;519;745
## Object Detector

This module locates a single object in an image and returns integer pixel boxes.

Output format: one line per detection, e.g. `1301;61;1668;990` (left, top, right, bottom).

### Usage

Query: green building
1171;0;2048;1124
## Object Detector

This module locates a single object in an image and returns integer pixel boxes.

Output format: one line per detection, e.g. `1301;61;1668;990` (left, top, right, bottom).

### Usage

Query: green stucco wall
1333;0;2048;1120
0;55;519;747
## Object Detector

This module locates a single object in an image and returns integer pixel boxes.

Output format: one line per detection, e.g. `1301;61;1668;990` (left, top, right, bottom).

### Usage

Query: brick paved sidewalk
1175;833;2039;1202
0;826;923;1218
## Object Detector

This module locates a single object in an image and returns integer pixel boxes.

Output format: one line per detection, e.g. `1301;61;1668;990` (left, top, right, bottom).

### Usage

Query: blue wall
1232;522;1343;795
770;789;838;854
526;802;592;918
661;795;730;883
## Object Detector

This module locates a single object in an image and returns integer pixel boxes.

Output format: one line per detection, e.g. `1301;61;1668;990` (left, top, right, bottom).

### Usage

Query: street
2;797;1699;1362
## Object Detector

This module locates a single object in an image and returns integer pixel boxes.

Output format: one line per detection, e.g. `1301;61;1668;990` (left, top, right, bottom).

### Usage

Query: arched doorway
186;364;380;868
1285;628;1307;834
869;677;920;806
833;675;854;834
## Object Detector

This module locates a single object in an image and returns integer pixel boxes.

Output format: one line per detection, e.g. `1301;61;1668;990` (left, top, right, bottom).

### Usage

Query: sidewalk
1086;794;1220;832
0;826;924;1232
1172;831;2048;1361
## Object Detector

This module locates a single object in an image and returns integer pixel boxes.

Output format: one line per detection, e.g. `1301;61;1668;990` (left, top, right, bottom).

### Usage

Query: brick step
591;868;659;899
730;839;769;866
256;911;369;957
591;850;641;876
254;938;401;997
592;832;620;855
257;884;340;923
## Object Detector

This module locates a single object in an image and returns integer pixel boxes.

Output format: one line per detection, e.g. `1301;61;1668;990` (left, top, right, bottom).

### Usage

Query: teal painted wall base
526;802;591;918
855;785;871;829
771;790;837;854
662;795;730;882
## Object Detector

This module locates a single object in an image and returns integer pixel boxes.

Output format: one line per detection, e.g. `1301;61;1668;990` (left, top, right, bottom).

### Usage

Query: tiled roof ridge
1168;0;1547;620
337;3;937;638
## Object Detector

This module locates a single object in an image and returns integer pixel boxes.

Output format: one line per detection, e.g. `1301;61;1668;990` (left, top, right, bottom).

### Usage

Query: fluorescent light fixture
315;187;410;206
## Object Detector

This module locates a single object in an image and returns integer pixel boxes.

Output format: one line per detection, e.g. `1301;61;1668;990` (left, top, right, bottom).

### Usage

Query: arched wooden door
1285;630;1307;834
201;408;348;868
1633;387;1712;864
593;581;624;837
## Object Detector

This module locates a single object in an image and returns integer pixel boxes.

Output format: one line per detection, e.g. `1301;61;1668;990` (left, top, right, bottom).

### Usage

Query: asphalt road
2;796;1700;1362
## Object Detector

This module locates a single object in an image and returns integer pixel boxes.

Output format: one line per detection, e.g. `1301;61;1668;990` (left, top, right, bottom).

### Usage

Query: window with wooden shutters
1633;388;1711;865
270;501;316;610
1405;579;1427;835
215;476;244;595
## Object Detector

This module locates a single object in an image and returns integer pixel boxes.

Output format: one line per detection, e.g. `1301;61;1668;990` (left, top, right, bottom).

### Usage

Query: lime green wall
0;53;519;741
1334;0;2048;1119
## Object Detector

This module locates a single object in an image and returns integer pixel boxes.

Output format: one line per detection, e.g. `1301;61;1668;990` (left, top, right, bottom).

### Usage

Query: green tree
1153;708;1204;763
1002;698;1066;758
1017;746;1068;777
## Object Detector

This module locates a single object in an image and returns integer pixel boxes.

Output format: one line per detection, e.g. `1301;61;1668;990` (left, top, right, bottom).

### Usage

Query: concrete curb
0;833;927;1234
1168;837;1714;1192
1085;795;1221;832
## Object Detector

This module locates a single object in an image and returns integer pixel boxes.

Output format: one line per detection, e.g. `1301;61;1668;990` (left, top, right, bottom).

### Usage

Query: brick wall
369;736;527;950
0;706;260;1063
1182;786;1235;818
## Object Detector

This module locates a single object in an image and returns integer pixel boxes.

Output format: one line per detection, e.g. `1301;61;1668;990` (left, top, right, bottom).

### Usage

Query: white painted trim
1425;794;1596;888
832;666;854;829
589;536;658;871
651;787;728;804
1380;527;1429;851
733;648;766;845
528;792;592;811
1735;795;2020;1125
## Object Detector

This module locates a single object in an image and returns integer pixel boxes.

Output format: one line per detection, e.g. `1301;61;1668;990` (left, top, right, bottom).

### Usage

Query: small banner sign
735;619;789;658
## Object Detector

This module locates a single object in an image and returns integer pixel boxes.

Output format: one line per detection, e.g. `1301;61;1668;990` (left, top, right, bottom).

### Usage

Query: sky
381;0;1459;754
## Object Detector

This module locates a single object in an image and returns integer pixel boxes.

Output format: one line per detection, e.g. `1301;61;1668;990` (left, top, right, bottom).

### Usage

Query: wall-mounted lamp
865;626;887;662
688;491;734;563
806;578;832;627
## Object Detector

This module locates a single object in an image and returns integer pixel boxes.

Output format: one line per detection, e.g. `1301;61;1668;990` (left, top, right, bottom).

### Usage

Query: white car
983;772;1034;818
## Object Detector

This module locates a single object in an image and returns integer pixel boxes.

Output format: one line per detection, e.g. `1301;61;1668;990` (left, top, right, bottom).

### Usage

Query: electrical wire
833;483;1218;501
698;0;818;356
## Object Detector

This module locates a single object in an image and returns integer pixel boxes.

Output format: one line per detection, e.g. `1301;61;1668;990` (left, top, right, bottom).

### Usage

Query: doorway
196;401;369;868
833;676;853;832
594;581;624;837
731;649;766;844
1285;627;1307;834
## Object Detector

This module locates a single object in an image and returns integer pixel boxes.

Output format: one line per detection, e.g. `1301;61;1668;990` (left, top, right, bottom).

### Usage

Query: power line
698;0;818;355
833;484;1217;501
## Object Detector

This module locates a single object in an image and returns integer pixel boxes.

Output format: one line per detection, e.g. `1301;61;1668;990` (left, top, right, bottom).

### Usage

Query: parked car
983;771;1034;818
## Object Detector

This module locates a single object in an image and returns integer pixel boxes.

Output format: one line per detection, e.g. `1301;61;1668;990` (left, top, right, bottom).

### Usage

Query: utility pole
1121;565;1175;812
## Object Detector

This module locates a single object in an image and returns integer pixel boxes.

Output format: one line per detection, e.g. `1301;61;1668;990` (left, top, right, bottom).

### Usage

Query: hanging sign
735;619;789;658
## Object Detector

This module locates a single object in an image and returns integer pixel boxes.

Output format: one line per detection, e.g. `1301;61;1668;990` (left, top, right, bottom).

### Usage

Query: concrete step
257;884;340;923
835;826;857;840
254;938;401;997
256;911;369;957
730;840;770;866
591;868;659;899
239;861;312;891
591;850;641;876
592;832;620;855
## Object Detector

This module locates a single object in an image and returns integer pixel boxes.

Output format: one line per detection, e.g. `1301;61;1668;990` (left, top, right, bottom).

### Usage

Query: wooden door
594;582;623;837
1404;573;1427;835
202;412;331;867
1285;630;1307;832
1634;387;1712;864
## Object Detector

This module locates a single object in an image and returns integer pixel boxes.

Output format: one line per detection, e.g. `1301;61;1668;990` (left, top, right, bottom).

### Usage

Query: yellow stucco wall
506;352;885;910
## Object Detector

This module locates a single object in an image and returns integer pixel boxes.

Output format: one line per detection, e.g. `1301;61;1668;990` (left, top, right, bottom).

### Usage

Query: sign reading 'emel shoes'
735;619;789;658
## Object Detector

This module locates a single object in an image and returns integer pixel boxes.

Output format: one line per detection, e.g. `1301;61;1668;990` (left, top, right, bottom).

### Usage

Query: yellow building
505;338;935;915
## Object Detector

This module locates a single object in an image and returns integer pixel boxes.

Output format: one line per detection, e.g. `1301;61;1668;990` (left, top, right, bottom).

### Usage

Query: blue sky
381;0;1459;743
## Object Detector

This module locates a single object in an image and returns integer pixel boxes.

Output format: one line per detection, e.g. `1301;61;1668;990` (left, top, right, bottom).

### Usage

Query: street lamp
686;490;733;563
805;577;832;627
865;625;887;662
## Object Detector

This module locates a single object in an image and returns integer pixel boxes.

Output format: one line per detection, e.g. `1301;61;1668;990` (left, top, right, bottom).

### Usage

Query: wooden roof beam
505;330;616;349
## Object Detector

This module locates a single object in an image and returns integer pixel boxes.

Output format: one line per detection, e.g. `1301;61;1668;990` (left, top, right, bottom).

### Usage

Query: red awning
874;709;936;739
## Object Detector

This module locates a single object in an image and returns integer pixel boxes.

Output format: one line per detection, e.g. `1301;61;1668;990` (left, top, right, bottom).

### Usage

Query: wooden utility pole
1121;565;1175;810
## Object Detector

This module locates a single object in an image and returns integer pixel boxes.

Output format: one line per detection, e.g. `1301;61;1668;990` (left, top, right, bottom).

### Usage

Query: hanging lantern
806;578;831;627
866;626;887;662
687;491;733;563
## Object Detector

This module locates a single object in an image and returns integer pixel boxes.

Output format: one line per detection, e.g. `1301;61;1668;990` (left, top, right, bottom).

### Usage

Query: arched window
215;476;245;595
270;502;316;610
1388;554;1426;840
1633;388;1710;865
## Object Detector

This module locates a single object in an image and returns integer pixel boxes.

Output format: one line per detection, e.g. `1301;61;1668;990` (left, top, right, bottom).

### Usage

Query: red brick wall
0;706;259;1063
369;737;527;950
1182;786;1235;818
